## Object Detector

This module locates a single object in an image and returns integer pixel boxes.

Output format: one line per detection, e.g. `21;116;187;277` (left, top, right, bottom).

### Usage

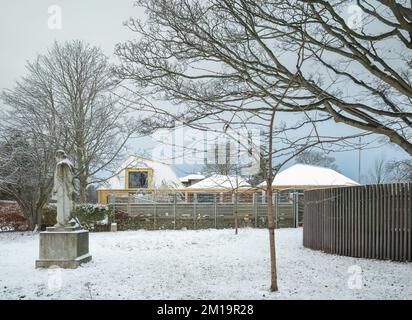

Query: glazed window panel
128;171;149;188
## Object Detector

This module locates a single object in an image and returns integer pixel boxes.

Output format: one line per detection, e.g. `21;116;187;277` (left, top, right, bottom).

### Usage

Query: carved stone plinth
35;229;92;269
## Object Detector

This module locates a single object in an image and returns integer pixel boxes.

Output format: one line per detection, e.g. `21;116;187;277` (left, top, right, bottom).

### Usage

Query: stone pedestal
35;229;92;269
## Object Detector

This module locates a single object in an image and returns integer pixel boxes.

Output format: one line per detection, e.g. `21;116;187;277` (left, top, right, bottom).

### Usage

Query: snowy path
0;228;411;299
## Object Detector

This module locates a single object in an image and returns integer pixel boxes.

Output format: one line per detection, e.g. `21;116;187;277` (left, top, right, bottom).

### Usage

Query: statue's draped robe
52;159;75;226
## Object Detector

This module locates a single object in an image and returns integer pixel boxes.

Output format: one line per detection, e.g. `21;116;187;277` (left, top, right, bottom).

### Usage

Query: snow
0;228;411;300
187;174;251;190
179;174;205;183
99;156;183;190
259;164;359;188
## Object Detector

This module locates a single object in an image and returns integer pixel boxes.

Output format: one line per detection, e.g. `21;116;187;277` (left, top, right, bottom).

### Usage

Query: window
128;171;149;189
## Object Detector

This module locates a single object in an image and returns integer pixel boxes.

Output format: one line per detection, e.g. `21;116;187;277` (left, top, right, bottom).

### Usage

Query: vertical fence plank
254;193;258;228
398;183;405;261
354;186;359;257
337;187;342;255
361;186;366;258
368;185;372;259
303;183;411;262
371;184;376;259
384;184;389;259
408;183;412;262
153;201;157;230
214;194;218;229
391;184;395;260
343;187;348;256
351;187;355;257
332;188;336;254
173;194;176;230
375;185;384;259
193;202;196;229
361;186;372;258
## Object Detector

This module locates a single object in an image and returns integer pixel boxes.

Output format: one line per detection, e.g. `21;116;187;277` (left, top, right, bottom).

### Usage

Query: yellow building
97;156;183;204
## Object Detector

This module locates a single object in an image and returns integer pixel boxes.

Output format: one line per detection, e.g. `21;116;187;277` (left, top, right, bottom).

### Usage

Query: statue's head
55;150;67;162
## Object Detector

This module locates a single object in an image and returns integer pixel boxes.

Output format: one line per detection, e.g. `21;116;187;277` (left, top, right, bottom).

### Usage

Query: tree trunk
79;175;88;203
26;214;36;231
234;192;238;235
21;205;36;231
35;208;42;231
266;185;278;292
267;109;278;292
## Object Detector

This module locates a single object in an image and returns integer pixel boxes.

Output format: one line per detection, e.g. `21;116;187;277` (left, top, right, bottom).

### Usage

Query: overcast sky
0;0;407;181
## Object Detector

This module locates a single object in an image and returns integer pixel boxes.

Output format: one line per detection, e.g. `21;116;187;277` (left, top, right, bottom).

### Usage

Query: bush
75;203;109;230
41;204;57;229
41;203;110;231
0;201;28;232
0;211;28;232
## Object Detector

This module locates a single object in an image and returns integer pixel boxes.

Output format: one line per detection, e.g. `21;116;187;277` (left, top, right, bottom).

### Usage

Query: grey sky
0;0;407;181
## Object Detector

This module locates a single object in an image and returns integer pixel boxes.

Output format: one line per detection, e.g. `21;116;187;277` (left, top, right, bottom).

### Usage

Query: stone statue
52;150;75;227
36;150;92;269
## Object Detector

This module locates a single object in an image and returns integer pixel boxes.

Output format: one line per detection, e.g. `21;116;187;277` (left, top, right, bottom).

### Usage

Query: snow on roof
259;164;359;188
179;174;206;183
186;174;251;190
99;156;183;190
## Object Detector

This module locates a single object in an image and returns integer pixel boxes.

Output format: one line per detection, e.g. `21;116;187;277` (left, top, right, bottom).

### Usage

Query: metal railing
108;191;304;229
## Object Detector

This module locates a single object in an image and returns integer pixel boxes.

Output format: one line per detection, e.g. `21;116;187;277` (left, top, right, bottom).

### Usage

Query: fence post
173;193;176;230
252;192;257;228
273;191;278;228
193;200;197;230
293;192;299;228
127;193;131;215
153;201;157;230
214;194;217;229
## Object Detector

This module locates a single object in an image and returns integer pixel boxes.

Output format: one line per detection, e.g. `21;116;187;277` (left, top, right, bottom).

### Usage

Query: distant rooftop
259;163;359;188
187;174;251;190
179;174;205;183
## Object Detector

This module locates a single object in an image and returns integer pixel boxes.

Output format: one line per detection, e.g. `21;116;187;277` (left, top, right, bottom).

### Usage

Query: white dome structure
259;164;359;189
187;174;251;190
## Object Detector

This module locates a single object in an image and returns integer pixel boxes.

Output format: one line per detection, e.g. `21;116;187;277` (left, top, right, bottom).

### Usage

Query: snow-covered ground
0;228;411;300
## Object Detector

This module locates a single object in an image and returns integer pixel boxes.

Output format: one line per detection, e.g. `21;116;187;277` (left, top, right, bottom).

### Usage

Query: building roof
179;174;206;183
186;174;251;190
98;156;183;190
258;164;359;188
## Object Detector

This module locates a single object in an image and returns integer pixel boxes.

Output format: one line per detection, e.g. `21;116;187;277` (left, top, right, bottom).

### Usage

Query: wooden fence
303;183;412;262
108;192;304;229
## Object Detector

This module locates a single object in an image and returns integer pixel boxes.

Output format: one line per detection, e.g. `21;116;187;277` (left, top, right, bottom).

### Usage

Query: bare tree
386;158;412;182
232;0;412;156
115;0;372;292
295;150;339;171
1;40;135;202
116;0;412;158
368;156;388;184
0;130;54;230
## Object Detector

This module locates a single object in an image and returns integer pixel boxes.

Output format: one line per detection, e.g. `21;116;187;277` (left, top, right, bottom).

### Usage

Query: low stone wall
0;200;28;231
